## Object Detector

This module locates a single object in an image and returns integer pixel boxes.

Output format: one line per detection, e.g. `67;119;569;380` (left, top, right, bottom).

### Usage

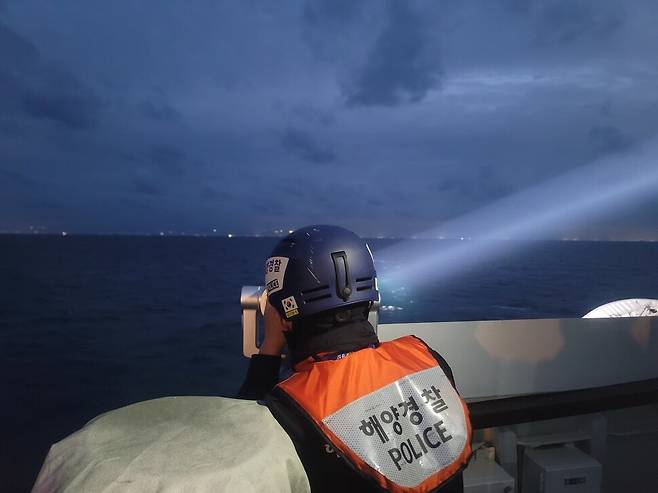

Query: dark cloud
0;24;38;115
367;197;384;207
588;125;632;155
149;146;185;175
277;183;310;198
0;168;36;187
201;184;220;200
1;1;657;238
133;178;162;196
599;100;613;117
250;197;286;216
25;198;66;211
290;104;334;127
138;100;181;122
0;23;101;129
302;0;361;28
20;73;101;129
281;127;335;164
476;164;518;200
0;22;38;68
493;0;626;45
498;0;534;16
534;0;625;45
344;1;441;107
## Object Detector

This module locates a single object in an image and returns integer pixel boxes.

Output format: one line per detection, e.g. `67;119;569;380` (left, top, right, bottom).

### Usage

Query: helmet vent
304;293;332;303
356;277;373;283
301;284;330;295
356;284;373;292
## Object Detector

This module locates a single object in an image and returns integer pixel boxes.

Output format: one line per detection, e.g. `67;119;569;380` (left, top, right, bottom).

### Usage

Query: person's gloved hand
259;301;291;356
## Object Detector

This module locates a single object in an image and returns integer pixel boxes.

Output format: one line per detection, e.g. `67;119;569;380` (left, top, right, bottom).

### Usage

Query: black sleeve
264;390;309;452
428;348;456;388
236;354;282;400
411;336;457;388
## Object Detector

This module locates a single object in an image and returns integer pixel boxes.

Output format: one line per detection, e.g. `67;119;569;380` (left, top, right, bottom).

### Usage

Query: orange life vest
276;335;472;493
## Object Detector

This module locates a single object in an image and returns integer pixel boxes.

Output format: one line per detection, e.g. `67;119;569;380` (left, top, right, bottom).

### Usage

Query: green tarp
33;396;310;493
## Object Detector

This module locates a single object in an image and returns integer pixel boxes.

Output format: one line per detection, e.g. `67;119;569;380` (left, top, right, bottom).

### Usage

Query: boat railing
241;285;658;421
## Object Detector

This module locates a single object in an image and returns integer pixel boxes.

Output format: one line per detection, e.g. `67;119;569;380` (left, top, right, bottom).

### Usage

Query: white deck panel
378;317;658;400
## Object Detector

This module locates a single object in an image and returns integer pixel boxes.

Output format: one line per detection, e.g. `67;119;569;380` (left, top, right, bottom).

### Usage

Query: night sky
1;0;657;238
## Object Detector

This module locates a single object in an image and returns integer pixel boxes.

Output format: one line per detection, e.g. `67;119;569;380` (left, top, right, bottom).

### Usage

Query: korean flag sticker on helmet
282;296;299;318
265;257;289;295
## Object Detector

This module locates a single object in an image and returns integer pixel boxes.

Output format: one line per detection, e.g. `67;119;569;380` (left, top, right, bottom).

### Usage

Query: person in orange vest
239;225;472;492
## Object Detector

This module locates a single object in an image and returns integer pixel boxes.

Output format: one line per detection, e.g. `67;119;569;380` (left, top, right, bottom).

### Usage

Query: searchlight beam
379;139;658;289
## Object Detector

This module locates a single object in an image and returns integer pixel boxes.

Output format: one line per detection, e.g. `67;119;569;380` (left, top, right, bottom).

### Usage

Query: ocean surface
2;235;658;491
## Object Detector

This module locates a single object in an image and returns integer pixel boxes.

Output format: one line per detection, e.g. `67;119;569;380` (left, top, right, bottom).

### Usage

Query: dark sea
2;235;658;491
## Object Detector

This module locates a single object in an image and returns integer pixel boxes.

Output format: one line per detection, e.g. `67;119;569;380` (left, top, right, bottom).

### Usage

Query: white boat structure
33;290;658;492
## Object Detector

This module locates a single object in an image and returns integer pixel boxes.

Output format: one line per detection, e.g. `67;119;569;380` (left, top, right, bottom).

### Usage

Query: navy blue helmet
265;225;379;320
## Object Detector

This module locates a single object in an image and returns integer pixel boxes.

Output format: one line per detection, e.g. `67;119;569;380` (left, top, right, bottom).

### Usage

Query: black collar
285;319;380;368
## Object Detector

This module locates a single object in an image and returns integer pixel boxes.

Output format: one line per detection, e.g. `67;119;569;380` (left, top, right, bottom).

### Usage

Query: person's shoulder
387;334;439;354
402;335;457;387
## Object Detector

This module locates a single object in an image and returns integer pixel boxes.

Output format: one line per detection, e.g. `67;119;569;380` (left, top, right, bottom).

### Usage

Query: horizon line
1;232;656;243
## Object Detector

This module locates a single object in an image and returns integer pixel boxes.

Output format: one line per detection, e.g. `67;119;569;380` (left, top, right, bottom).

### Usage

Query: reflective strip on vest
277;336;472;493
323;365;468;488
